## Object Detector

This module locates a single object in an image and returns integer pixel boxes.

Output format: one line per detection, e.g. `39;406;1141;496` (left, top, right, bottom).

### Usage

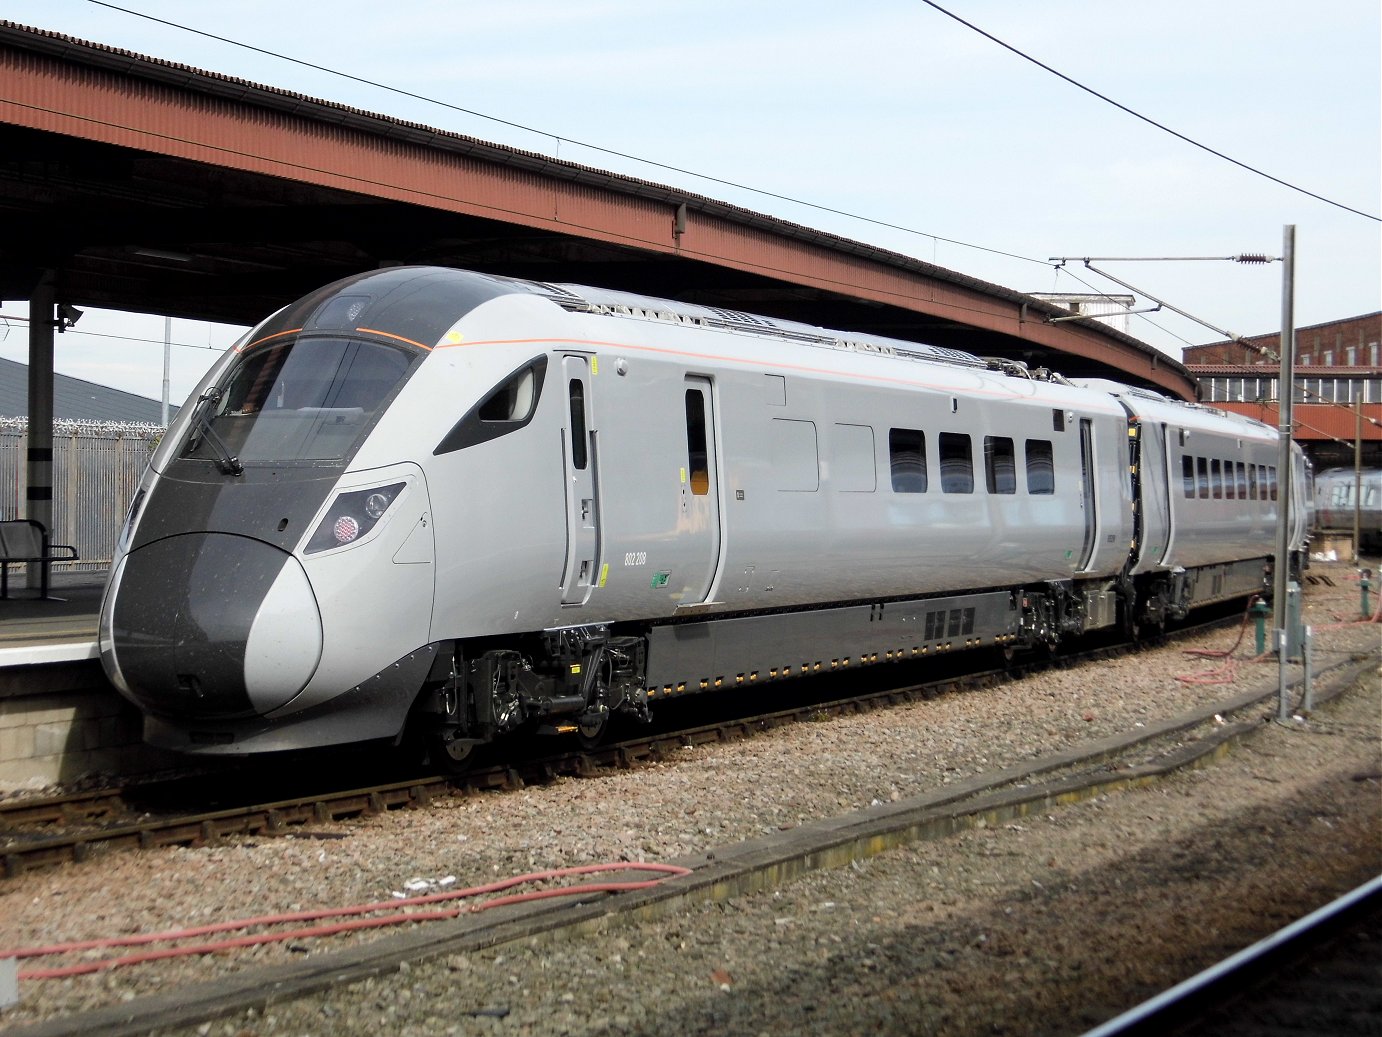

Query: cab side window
434;356;548;454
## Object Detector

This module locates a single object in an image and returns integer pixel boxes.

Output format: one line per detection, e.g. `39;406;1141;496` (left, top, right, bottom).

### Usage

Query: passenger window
1248;464;1258;500
1182;456;1195;498
433;356;547;455
1211;459;1223;499
984;436;1016;494
685;389;709;495
1268;466;1278;501
939;432;974;494
1197;457;1209;499
889;428;927;493
1236;462;1247;499
1026;440;1055;494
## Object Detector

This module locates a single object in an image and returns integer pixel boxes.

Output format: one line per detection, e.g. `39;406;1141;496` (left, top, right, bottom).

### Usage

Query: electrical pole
162;315;171;428
1272;225;1295;639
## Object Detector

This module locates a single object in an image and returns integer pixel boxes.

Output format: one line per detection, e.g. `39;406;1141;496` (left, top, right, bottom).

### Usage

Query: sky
1;0;1378;407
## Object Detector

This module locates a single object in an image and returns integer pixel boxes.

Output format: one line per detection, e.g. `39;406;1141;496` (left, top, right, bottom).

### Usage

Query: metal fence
0;417;161;572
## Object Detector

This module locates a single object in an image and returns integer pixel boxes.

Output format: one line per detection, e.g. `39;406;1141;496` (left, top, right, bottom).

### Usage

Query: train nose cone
103;532;323;719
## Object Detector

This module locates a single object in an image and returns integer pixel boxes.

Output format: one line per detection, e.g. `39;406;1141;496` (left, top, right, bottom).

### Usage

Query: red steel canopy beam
0;22;1194;398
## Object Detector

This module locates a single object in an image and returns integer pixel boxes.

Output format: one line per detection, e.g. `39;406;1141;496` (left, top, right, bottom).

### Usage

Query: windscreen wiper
187;387;244;476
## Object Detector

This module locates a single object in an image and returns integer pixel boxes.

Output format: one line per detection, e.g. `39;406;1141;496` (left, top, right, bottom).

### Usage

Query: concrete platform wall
0;660;179;788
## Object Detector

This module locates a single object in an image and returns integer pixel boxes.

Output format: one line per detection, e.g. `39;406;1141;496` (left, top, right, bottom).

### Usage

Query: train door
1155;423;1176;565
1077;418;1098;571
679;377;722;604
560;355;601;606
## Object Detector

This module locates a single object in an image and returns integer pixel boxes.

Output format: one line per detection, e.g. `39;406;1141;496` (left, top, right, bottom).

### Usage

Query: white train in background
98;266;1311;765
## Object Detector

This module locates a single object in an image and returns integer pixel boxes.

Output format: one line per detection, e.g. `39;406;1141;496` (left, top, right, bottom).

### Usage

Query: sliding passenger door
560;355;600;605
1077;418;1098;571
1154;423;1176;566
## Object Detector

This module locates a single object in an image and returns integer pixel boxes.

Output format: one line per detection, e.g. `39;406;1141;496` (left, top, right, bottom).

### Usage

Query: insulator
1234;253;1272;264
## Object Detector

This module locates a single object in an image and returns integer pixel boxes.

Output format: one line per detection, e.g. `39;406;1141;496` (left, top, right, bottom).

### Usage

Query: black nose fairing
112;533;293;719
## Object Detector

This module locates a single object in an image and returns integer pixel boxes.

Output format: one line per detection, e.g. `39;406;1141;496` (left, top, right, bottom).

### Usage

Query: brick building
1183;312;1382;469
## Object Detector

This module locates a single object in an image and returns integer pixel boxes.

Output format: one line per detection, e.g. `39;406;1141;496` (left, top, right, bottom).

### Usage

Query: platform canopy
0;20;1192;398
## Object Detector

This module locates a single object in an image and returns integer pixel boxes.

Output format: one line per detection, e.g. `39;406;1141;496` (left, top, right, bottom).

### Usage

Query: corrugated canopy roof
0;357;169;423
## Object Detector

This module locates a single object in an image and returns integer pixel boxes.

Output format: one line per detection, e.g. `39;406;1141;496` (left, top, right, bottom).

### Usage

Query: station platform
0;569;104;665
0;570;172;789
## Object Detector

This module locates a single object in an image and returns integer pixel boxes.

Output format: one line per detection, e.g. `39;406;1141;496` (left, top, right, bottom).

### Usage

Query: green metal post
1251;598;1271;656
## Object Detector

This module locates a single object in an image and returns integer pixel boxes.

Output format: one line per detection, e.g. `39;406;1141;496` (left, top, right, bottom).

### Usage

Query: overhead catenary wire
917;0;1380;223
80;0;1038;269
16;4;1350;375
83;0;1379;271
0;312;223;352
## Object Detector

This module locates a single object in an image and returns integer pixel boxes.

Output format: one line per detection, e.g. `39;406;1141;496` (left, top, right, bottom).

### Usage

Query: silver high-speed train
99;266;1310;764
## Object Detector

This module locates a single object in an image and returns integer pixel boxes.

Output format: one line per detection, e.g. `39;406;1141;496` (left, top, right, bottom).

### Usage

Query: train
1312;467;1382;552
97;266;1311;766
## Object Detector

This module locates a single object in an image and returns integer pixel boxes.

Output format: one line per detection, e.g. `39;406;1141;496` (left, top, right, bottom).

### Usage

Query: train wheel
432;729;478;772
575;707;610;751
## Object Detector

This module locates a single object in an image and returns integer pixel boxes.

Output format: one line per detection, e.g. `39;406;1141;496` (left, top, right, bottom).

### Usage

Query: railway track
1;612;1374;1037
0;610;1286;878
5;652;1372;1037
1082;875;1382;1037
0;667;1007;878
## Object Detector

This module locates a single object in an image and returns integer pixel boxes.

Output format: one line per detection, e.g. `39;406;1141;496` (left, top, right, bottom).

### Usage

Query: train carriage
1313;467;1382;551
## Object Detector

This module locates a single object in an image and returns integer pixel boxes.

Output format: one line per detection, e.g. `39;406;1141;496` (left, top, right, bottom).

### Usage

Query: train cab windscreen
180;336;419;467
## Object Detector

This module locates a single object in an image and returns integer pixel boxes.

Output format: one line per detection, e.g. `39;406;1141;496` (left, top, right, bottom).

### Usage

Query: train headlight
333;515;361;545
305;481;405;554
364;492;391;520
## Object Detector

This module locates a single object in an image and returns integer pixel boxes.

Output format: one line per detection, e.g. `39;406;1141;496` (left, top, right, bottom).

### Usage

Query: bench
0;520;80;600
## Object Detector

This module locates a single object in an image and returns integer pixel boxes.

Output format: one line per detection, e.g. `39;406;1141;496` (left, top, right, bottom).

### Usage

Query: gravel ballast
0;562;1378;1035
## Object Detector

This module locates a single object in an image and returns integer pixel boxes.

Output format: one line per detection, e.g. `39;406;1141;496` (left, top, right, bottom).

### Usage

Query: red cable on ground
5;862;690;980
1175;596;1265;684
1175;580;1381;685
